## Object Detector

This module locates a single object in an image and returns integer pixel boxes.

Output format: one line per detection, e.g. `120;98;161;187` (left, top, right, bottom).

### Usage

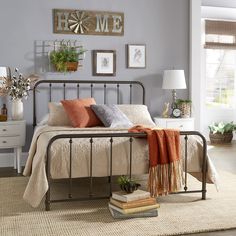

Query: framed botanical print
127;44;146;68
93;50;116;76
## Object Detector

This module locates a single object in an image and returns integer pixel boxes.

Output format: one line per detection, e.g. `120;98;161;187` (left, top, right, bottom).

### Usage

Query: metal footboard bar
45;131;207;211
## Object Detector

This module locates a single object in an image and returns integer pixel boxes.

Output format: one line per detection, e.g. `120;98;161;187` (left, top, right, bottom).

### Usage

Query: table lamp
162;70;187;109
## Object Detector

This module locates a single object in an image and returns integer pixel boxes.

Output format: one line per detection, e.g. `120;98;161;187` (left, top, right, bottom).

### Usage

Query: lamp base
171;89;177;109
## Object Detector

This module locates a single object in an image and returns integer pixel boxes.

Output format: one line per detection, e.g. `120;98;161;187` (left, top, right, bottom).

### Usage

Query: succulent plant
208;121;236;134
117;175;141;193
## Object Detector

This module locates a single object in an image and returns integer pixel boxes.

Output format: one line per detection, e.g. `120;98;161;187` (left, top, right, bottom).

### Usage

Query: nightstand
0;120;26;173
154;117;194;131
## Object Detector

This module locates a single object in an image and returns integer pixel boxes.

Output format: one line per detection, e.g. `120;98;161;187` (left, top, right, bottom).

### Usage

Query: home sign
53;9;124;36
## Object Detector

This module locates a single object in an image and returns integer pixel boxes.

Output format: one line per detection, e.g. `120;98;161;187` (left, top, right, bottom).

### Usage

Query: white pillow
48;102;72;126
37;114;49;126
117;104;155;127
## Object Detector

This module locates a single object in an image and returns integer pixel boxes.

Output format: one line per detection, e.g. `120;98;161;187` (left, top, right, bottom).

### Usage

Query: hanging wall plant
50;43;86;73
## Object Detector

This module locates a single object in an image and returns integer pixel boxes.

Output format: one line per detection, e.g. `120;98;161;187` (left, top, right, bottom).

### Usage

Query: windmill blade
68;19;78;24
80;11;85;19
70;13;78;21
74;24;80;34
79;24;84;34
76;11;81;20
82;24;89;32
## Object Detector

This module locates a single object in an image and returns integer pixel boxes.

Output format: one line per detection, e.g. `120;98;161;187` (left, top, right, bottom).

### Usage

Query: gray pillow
91;104;133;128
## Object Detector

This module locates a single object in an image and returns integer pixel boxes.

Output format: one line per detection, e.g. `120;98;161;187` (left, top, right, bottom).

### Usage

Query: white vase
12;99;24;120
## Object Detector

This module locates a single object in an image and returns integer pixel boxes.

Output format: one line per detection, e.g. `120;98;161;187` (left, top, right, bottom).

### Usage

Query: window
204;20;236;109
205;49;236;108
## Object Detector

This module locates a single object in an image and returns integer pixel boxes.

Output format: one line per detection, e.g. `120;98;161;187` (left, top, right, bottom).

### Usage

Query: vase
12;99;24;120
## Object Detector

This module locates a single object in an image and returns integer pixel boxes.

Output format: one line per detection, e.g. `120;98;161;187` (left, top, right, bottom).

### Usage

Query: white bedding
23;125;219;208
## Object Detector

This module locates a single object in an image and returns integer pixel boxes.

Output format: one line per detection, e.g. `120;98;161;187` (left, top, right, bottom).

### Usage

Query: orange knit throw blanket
129;125;183;196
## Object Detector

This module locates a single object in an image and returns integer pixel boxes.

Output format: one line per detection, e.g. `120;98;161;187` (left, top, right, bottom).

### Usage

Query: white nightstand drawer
0;124;23;136
154;117;194;131
0;120;26;174
166;120;193;130
0;136;22;148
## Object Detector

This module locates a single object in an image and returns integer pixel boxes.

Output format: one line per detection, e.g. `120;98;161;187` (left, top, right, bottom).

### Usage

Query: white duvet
23;125;219;207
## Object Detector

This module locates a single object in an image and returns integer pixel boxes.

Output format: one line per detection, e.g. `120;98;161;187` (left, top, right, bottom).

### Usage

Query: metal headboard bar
33;80;145;127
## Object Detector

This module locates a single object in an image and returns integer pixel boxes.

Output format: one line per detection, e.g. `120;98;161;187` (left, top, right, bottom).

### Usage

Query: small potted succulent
117;176;141;193
50;44;86;73
208;121;236;144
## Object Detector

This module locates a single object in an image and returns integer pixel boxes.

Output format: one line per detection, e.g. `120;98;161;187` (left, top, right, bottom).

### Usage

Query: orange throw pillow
61;98;103;128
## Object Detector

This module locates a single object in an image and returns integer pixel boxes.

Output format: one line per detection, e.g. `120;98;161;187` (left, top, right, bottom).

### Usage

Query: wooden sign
53;9;124;36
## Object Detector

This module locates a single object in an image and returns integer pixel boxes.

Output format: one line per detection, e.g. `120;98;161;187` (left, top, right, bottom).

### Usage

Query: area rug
0;171;236;236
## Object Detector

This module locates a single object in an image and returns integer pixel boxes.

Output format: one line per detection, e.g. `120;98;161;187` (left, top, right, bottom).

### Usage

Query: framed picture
93;50;116;76
127;44;146;68
0;67;11;96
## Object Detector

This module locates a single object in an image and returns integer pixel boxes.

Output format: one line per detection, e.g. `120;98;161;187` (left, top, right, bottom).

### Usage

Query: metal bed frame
33;80;207;211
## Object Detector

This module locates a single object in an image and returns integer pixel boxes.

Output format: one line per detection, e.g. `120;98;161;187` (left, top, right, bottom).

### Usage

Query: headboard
33;79;145;127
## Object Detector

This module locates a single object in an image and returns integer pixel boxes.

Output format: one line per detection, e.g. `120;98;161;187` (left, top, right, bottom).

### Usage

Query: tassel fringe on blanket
129;125;183;197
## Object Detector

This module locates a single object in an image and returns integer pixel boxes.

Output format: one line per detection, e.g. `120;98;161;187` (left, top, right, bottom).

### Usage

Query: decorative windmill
68;11;91;34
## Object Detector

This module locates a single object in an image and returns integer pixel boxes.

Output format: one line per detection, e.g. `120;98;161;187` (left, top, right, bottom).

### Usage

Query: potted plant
50;44;86;73
117;176;141;193
208;121;236;144
176;99;192;118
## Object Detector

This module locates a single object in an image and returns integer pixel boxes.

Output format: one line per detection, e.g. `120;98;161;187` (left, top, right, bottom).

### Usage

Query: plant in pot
208;121;236;144
176;99;192;118
117;176;141;193
50;44;86;73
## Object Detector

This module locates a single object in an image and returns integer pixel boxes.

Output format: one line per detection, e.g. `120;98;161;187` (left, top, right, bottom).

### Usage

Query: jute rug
0;171;236;236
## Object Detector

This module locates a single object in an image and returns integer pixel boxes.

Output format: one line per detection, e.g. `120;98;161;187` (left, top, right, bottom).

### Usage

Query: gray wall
0;0;189;150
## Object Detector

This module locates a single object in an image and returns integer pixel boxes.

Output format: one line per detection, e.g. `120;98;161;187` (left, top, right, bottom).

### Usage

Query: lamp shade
162;70;186;89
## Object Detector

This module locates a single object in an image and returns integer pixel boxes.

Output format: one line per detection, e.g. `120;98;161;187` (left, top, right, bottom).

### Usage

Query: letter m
95;15;109;32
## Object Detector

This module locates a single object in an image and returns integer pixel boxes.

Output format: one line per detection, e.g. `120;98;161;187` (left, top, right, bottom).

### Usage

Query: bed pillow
91;104;133;128
37;114;49;126
61;98;103;128
48;102;71;126
117;104;155;127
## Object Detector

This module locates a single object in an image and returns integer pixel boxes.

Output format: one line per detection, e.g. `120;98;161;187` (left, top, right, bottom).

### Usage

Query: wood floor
0;142;236;235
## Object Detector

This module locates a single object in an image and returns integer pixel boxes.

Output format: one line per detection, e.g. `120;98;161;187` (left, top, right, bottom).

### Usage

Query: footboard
45;131;207;211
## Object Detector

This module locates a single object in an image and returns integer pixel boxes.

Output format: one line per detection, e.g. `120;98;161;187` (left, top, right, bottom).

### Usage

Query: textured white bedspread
23;125;219;207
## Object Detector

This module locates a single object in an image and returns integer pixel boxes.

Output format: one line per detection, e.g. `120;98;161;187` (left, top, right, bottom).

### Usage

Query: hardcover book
109;206;158;219
108;203;160;215
110;197;157;209
112;190;150;203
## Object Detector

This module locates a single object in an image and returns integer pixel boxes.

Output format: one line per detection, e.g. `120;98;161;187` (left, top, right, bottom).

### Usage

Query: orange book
110;197;158;209
108;203;160;215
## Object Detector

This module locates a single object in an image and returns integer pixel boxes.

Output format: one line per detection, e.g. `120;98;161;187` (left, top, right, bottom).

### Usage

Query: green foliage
176;99;192;104
50;44;86;72
208;121;236;134
117;175;141;193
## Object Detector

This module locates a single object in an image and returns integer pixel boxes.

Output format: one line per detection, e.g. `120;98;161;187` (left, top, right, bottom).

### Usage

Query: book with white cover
112;190;150;203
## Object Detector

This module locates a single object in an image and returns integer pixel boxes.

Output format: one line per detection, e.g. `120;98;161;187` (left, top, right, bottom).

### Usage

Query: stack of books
108;189;159;219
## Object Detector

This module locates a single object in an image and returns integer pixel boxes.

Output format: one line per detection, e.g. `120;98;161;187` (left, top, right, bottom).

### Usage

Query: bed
23;80;218;210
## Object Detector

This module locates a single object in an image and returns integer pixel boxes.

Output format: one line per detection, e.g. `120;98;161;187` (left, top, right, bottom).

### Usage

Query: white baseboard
0;152;28;167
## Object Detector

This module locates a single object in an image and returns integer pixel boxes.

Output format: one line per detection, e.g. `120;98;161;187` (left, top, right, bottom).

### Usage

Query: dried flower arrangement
5;68;31;100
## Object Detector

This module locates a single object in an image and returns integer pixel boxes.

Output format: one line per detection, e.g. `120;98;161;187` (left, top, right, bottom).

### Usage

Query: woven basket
209;132;233;144
177;102;191;118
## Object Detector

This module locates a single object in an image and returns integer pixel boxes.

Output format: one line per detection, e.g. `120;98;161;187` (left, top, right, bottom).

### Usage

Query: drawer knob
2;129;7;132
2;141;7;144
